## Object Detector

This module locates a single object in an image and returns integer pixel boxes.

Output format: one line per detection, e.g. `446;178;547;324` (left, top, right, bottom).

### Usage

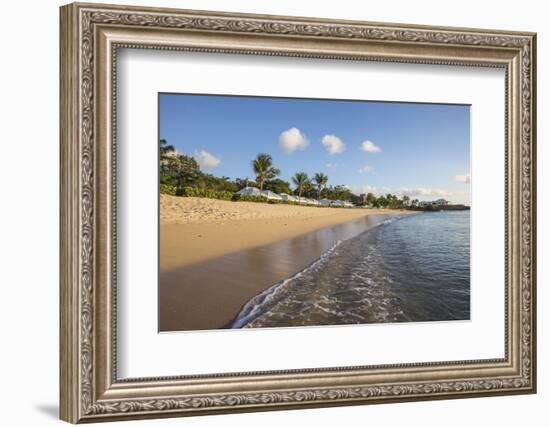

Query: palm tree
252;153;280;191
313;172;328;199
292;172;310;197
366;192;376;206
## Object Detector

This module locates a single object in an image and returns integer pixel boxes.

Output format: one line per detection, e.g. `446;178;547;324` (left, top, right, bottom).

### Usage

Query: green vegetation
181;187;233;200
231;194;266;203
291;172;310;198
160;139;200;190
252;153;280;191
160;139;238;194
314;173;328;200
159;139;363;207
232;194;304;205
432;203;470;211
159;139;467;211
263;178;292;195
353;192;419;209
159;183;177;196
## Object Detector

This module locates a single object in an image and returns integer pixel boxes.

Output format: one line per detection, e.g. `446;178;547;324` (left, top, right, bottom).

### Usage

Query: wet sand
160;211;413;332
160;195;403;270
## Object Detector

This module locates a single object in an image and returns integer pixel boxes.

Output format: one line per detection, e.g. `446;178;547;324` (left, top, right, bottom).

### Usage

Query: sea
231;210;470;328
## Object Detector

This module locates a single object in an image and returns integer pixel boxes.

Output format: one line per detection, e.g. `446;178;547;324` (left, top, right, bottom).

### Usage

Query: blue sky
159;93;471;204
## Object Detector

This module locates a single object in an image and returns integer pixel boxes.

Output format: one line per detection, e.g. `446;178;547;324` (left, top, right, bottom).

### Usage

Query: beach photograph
158;94;471;332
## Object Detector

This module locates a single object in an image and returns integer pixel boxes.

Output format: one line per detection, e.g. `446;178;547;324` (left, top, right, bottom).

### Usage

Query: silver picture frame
60;2;536;422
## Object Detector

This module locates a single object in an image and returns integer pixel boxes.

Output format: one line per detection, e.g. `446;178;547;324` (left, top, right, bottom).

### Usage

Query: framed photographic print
60;2;537;423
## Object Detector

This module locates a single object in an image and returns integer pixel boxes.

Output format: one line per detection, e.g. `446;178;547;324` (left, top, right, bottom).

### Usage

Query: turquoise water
232;210;470;328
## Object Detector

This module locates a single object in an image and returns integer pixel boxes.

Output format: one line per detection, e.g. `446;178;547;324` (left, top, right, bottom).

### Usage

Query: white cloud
360;140;382;153
349;185;390;196
358;185;382;194
279;127;309;154
326;163;336;168
193;150;221;170
398;187;450;198
322;134;346;155
455;174;471;184
358;165;374;174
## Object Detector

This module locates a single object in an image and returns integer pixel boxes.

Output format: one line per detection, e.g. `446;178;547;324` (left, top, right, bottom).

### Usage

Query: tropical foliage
353;192;421;209
263;178;292;195
160;147;201;191
291;172;310;197
314;173;328;199
181;187;233;200
231;194;267;203
252;153;280;191
159;183;177;196
159;138;442;210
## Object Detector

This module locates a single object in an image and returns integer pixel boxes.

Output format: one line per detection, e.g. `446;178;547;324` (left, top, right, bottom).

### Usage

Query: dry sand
160;195;403;270
159;195;414;331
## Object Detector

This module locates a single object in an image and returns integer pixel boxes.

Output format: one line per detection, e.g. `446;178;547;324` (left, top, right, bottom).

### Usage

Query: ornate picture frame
60;2;536;423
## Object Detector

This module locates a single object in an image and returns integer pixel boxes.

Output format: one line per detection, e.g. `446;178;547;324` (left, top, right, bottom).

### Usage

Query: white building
236;186;261;196
261;190;283;200
280;193;299;202
320;198;331;206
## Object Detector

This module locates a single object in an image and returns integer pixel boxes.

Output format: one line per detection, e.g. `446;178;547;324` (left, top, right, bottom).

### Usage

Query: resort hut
280;193;297;202
261;190;283;201
236;186;262;196
320;198;331;206
331;200;345;207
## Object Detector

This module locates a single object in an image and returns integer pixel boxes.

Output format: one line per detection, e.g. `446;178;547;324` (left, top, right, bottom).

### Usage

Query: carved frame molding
60;2;536;423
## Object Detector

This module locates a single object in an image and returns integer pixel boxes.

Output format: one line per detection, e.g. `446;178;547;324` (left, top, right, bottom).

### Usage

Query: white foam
231;215;409;328
231;239;345;328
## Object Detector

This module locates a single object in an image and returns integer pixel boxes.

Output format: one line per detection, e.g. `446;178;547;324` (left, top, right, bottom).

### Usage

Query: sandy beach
161;195;406;269
159;195;414;331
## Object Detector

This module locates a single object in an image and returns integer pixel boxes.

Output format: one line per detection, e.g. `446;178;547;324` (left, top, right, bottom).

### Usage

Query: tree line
160;139;429;208
160;140;356;201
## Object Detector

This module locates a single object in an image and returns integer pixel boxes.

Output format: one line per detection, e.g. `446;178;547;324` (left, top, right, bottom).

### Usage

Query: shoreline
159;197;415;331
160;195;412;270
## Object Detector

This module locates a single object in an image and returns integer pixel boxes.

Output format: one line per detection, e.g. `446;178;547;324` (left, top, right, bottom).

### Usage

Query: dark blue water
232;211;470;328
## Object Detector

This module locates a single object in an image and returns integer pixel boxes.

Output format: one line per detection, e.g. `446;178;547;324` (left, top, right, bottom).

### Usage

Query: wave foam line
230;214;407;328
230;239;344;328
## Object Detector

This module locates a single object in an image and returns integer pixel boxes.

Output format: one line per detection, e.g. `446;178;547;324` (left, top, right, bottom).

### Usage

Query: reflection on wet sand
159;214;396;332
